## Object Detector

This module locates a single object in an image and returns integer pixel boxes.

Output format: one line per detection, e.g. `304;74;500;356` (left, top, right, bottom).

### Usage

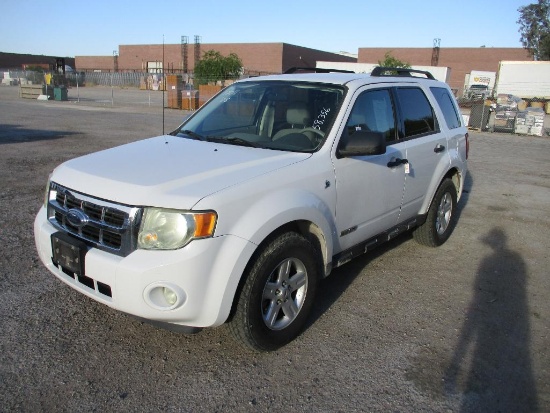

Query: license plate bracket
51;232;87;276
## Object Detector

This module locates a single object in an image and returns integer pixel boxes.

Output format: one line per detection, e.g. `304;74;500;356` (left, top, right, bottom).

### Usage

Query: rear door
395;86;450;221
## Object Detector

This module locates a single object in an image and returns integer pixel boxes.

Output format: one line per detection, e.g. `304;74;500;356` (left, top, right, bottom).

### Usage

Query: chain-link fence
1;68;274;88
2;68;275;111
2;69;250;111
1;69;45;85
2;69;147;88
70;72;143;87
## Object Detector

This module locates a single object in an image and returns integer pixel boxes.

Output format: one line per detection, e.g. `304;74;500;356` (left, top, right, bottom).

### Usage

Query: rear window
430;87;462;129
395;88;436;138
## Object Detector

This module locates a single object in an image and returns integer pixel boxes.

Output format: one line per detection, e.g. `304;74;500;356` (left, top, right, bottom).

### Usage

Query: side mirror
337;131;386;157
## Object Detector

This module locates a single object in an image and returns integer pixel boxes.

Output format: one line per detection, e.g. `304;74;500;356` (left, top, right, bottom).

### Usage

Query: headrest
286;102;310;125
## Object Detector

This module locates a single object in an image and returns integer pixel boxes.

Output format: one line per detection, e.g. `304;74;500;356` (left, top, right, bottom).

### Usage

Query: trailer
494;61;550;100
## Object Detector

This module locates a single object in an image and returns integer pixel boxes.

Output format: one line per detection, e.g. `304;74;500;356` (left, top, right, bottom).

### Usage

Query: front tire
413;178;457;247
229;232;320;351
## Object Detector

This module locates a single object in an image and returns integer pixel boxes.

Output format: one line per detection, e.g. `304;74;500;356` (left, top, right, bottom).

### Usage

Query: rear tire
413;178;457;247
229;232;319;351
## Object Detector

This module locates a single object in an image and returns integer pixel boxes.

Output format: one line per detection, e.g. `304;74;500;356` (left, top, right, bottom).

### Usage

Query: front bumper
34;207;255;328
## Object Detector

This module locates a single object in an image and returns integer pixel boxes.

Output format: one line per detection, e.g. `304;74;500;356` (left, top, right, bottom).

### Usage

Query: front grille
47;182;142;256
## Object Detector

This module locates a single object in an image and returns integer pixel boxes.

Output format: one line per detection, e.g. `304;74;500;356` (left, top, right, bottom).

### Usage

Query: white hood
52;135;310;209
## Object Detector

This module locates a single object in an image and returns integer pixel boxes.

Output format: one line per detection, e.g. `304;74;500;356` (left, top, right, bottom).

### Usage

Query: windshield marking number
313;108;331;130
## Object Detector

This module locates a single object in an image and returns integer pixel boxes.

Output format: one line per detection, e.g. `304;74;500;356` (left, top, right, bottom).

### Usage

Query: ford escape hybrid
34;67;469;351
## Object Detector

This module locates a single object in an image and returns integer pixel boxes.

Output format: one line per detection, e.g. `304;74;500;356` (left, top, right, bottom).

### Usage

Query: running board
332;215;426;268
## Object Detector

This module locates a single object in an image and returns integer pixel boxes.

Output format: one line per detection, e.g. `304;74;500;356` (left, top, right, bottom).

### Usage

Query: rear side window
430;87;462;129
395;88;436;138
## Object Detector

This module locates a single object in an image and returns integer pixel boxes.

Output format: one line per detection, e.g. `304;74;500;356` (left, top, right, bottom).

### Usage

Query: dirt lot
0;85;548;412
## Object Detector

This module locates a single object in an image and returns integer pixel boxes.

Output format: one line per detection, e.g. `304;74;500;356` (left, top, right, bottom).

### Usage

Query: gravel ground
0;85;548;412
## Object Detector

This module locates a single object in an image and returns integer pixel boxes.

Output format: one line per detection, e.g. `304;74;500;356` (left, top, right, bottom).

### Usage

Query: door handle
434;144;445;153
387;158;409;168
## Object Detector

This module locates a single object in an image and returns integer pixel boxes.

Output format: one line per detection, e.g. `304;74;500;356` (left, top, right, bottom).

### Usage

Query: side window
430;87;462;129
346;89;397;142
395;87;437;138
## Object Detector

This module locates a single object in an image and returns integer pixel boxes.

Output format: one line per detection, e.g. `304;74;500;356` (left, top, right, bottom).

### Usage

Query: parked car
35;67;469;351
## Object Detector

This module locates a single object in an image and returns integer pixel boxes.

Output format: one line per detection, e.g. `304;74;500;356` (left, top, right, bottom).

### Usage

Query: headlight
138;208;217;250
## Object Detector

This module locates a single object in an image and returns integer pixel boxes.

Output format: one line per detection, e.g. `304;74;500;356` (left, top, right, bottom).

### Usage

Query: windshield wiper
178;129;206;141
204;136;259;148
224;137;259;148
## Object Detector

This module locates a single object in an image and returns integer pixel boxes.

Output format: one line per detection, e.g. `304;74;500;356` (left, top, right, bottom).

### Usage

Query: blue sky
0;0;534;57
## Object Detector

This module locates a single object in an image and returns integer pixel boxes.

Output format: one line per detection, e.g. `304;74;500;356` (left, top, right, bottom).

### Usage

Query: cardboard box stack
182;90;199;110
166;75;182;109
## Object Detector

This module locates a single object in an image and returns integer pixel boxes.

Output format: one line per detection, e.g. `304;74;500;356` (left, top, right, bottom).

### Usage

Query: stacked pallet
166;75;182;109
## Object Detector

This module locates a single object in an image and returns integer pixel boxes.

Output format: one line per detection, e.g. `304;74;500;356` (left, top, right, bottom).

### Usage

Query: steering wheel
300;127;325;144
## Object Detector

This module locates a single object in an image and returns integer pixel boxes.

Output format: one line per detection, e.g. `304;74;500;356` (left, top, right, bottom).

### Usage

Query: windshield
171;81;345;152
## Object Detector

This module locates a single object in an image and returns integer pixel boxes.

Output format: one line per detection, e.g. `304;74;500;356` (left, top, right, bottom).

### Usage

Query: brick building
75;43;357;75
5;44;533;93
358;47;533;92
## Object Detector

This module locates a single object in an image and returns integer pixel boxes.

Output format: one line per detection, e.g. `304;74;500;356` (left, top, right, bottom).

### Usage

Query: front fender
197;187;338;325
221;187;336;266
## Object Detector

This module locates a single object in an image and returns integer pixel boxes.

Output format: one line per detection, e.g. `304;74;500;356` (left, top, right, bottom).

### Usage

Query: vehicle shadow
0;123;76;144
307;232;412;328
443;227;539;412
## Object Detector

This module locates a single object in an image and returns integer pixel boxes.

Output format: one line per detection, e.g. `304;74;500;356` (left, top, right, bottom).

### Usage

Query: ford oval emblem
66;208;89;228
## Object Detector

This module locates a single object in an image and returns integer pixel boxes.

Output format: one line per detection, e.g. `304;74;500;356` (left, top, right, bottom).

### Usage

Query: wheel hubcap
436;192;453;235
261;258;308;330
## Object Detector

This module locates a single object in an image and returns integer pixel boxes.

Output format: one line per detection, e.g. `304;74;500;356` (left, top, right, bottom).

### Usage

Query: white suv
34;67;469;351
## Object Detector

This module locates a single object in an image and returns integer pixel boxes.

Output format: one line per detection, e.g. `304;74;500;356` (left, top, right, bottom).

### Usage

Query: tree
517;0;550;60
377;51;411;69
194;50;243;85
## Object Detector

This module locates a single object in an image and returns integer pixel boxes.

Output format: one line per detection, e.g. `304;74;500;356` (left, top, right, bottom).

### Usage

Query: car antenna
162;35;166;142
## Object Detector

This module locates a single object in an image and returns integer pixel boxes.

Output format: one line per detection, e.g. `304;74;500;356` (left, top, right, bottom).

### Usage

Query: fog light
163;287;178;306
144;282;186;311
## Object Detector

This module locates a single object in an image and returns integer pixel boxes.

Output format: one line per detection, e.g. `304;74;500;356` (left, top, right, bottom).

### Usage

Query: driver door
332;87;406;252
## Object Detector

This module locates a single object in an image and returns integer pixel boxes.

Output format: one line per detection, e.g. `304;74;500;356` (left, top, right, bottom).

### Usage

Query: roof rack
370;67;435;80
284;67;355;74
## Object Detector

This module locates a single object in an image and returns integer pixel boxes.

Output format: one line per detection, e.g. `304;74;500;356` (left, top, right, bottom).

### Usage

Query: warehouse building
74;43;533;93
75;43;357;75
2;44;534;95
0;52;75;71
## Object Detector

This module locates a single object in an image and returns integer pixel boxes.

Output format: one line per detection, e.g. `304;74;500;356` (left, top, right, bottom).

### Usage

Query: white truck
494;61;550;99
463;70;496;99
34;67;469;351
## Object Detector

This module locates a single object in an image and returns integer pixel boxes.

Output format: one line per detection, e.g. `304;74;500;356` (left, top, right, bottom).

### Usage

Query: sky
0;0;535;57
